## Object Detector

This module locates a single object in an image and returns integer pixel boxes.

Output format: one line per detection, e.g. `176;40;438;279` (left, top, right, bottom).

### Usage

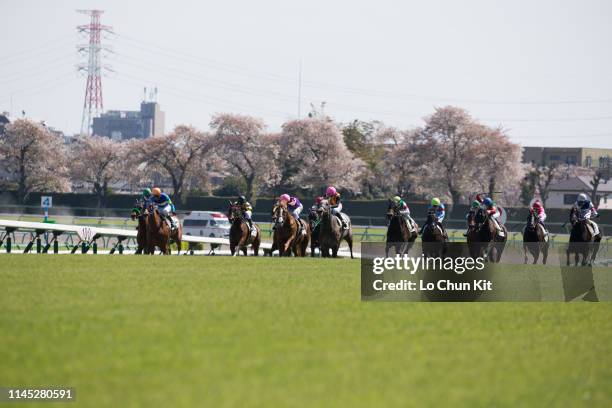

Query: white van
182;211;231;238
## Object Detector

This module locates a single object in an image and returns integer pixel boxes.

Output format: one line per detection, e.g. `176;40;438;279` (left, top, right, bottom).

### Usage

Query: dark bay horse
567;208;602;266
385;201;418;257
271;202;309;256
474;208;507;263
308;209;321;257
318;200;353;258
421;211;447;257
523;209;548;264
466;209;481;259
130;200;148;254
228;202;261;256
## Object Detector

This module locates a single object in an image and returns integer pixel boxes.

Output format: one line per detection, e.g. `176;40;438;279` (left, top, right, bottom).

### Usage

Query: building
92;102;165;140
0;112;9;135
546;176;612;209
523;146;612;170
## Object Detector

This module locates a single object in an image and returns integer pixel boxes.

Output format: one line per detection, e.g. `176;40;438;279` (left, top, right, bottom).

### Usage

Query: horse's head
272;202;287;228
131;199;144;221
467;209;477;227
386;200;397;220
474;208;487;224
569;206;579;225
426;210;436;224
526;208;536;228
228;202;241;222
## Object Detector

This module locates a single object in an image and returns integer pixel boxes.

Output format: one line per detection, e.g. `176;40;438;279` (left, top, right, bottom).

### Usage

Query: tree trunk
245;174;256;204
487;176;496;199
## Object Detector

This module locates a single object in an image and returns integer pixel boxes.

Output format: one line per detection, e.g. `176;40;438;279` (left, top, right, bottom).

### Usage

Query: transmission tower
77;10;113;136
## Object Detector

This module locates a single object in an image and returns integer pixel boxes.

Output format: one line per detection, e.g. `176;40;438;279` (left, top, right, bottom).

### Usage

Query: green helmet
392;196;401;205
471;200;480;209
431;197;441;206
142;188;152;197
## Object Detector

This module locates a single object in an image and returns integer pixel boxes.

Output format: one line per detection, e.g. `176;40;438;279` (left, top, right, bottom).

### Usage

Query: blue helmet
483;197;494;207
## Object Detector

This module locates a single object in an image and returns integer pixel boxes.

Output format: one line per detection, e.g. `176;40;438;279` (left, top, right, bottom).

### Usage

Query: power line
113;33;612;106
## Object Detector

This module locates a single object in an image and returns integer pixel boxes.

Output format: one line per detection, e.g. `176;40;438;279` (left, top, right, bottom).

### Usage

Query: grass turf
1;256;611;407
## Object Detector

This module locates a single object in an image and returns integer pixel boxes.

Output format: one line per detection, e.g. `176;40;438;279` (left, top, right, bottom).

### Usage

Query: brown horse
474;208;507;263
271;202;310;256
566;207;602;266
318;199;353;258
228;202;261;256
145;204;171;255
523;209;548;264
385;201;418;257
130;200;148;254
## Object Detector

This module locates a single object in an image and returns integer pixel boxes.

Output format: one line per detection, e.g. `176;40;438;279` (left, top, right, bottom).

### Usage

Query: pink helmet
533;200;541;208
279;194;290;202
326;186;337;196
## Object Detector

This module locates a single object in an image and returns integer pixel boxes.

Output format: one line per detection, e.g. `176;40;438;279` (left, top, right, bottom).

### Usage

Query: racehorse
130;200;148;254
145;204;171;255
228;202;261;256
318;199;354;258
308;208;321;257
465;208;481;259
523;209;548;264
421;210;447;257
566;207;602;266
385;200;418;257
474;208;507;263
271;202;310;256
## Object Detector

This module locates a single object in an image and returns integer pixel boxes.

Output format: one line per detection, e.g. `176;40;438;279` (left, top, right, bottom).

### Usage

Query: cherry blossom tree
69;135;125;207
136;125;213;205
279;118;363;196
210;113;280;201
0;119;69;203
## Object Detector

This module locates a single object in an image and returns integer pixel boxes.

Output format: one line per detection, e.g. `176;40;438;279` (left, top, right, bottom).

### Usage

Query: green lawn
1;256;611;407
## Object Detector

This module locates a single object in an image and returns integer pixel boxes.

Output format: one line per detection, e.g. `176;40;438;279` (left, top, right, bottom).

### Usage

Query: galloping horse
465;209;481;259
228;202;261;256
145;204;171;255
308;208;321;257
566;207;601;266
130;200;148;254
421;210;447;257
271;202;310;256
318;199;354;258
474;208;507;263
523;209;548;264
385;200;418;257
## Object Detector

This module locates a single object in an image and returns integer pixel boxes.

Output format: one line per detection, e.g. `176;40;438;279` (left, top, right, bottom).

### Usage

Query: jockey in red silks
483;197;505;237
325;186;347;229
530;199;548;237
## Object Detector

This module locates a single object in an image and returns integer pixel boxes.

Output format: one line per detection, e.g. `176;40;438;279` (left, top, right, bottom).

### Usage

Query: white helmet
577;193;588;202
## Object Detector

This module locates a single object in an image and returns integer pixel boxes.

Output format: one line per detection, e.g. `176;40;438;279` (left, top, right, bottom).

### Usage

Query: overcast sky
2;0;612;148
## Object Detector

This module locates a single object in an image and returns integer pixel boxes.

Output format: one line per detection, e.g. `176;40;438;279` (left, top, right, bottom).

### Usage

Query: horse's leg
332;245;338;258
542;243;548;265
523;243;528;264
385;242;391;257
346;235;354;259
230;244;236;256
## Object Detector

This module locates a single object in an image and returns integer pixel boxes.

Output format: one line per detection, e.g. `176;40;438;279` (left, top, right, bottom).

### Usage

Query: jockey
325;186;347;229
141;188;152;203
530;199;548;237
390;195;415;230
150;187;177;229
463;200;482;236
573;193;600;236
309;196;324;222
420;197;445;235
279;194;303;220
280;194;305;235
237;195;254;231
483;197;504;237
